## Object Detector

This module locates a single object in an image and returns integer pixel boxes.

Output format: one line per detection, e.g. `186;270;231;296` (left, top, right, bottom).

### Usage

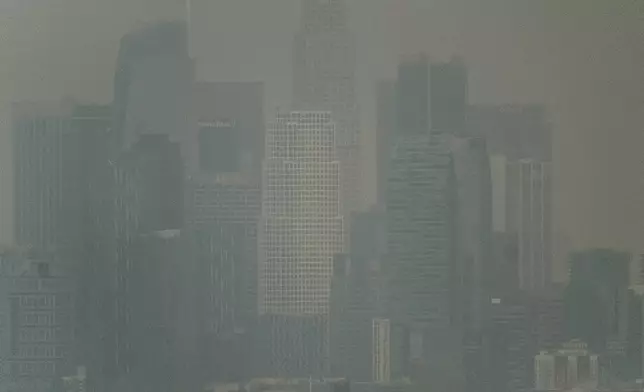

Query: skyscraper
12;100;74;254
396;54;430;137
385;134;461;387
507;159;553;291
430;58;468;135
112;21;195;167
450;137;493;392
192;81;264;181
258;111;343;376
293;0;361;219
330;210;386;381
260;111;343;316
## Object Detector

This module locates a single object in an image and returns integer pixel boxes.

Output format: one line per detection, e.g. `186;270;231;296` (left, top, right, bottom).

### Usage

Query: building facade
192;81;264;181
0;252;74;392
258;111;343;376
12;100;75;254
490;156;553;291
260;111;343;316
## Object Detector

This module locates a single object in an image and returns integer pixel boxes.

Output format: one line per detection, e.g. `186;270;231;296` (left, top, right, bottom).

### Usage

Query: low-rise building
534;340;599;391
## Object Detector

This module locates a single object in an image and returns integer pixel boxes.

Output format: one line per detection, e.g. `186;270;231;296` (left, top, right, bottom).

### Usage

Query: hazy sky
1;0;643;271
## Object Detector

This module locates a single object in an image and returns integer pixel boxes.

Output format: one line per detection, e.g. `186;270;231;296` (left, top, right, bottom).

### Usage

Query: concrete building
0;252;75;392
534;340;599;391
293;0;361;219
384;134;461;388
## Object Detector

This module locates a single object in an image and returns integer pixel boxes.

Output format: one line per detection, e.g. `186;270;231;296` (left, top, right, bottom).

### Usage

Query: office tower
192;81;265;181
58;104;116;392
0;251;75;392
330;210;386;381
396;54;430;137
112;20;195;167
185;175;260;326
450;137;493;392
186;223;248;382
491;156;553;291
259;111;343;376
293;0;361;219
489;296;534;392
260;111;342;315
385;134;461;387
190;81;263;333
184;174;260;381
12;100;75;254
466;104;552;161
430;58;468;135
105;134;199;392
376;81;396;208
565;249;630;353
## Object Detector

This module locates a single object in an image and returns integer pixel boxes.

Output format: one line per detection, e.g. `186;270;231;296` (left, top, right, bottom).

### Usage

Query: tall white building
259;111;343;316
293;0;361;220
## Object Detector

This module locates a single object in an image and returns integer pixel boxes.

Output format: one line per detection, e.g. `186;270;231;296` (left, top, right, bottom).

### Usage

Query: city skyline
1;0;644;258
0;1;644;391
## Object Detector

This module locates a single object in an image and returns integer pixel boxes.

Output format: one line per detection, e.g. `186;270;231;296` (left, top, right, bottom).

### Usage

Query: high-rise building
59;104;116;392
112;21;195;167
0;252;75;392
430;58;468;135
259;111;343;376
260;111;343;315
509;159;553;291
192;81;264;181
395;54;430;137
378;57;468;204
490;156;553;291
565;249;630;353
384;134;461;386
489;296;534;392
330;210;386;381
450;137;493;392
12;100;75;254
293;0;361;219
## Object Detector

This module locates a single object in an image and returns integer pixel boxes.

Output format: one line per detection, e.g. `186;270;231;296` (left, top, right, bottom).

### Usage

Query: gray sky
1;0;643;271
